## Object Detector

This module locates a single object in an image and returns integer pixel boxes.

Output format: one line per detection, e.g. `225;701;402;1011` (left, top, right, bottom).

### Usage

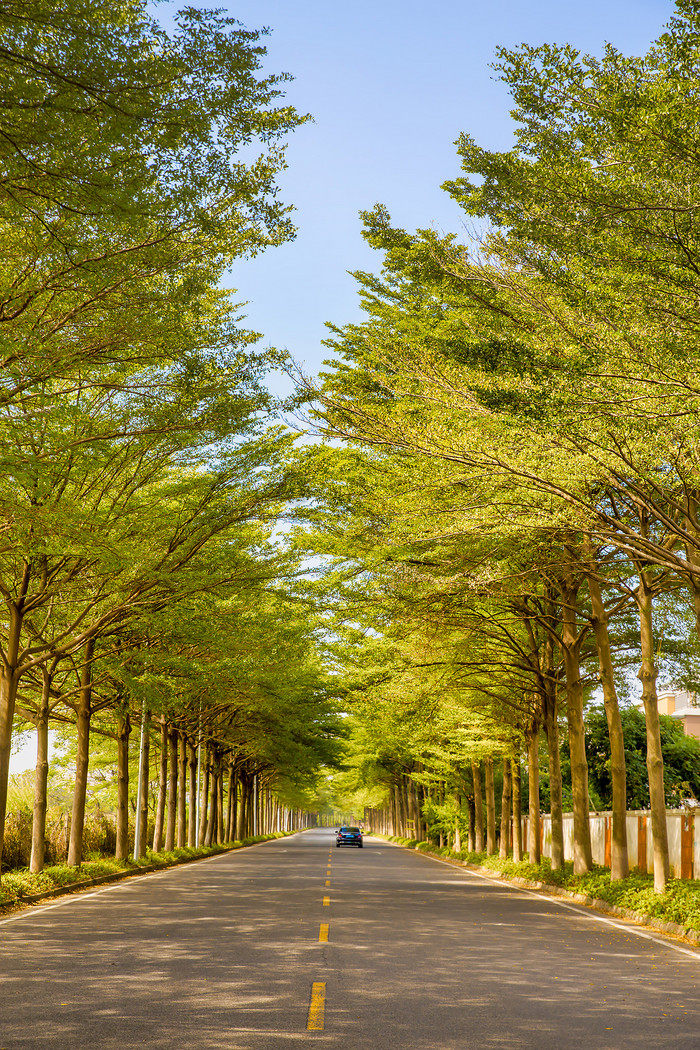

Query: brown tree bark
68;637;95;867
30;666;53;874
484;757;496;855
187;740;197;847
198;748;211;846
394;782;404;837
467;791;476;852
164;725;178;851
499;757;512;859
138;714;150;855
236;774;248;840
152;718;168;852
115;708;131;860
543;675;564;871
409;775;423;839
511;758;522;863
225;763;236;840
559;571;593;875
584;547;629;880
472;760;484;851
205;750;218;845
637;564;670;891
230;771;238;840
0;566;30;875
217;759;225;842
527;723;541;864
177;731;187;848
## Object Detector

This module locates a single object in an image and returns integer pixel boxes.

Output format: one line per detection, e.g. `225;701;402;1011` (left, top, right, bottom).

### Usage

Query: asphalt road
1;829;700;1049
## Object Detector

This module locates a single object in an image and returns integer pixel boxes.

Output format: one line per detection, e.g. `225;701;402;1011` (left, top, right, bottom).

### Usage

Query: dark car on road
336;825;363;848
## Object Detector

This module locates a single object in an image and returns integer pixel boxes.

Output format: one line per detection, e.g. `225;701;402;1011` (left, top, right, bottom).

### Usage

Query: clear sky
156;0;672;394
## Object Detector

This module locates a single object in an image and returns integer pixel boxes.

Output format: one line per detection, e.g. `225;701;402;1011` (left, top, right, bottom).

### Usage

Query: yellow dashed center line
322;895;330;906
325;879;330;887
307;982;326;1030
319;923;329;942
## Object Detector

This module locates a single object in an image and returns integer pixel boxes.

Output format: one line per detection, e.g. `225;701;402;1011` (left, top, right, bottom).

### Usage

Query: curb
384;839;700;948
2;833;297;912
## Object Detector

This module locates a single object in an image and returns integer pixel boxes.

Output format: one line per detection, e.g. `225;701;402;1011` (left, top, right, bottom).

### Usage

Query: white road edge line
0;833;302;928
467;866;700;961
399;842;700;963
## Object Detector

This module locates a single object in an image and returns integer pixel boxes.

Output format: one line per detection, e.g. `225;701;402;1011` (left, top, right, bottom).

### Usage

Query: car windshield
341;827;360;833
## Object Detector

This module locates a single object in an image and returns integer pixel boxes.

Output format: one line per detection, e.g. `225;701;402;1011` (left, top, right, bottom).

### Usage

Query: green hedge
384;836;700;934
0;832;294;906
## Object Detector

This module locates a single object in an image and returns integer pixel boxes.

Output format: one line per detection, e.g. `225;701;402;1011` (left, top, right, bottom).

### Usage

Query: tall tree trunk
230;772;238;840
138;714;150;856
543;678;564;871
30;665;52;874
560;571;593;875
225;763;235;841
409;775;422;839
585;551;629;880
484;757;496;855
394;783;404;837
115;707;131;860
467;791;476;852
164;725;178;851
0;569;29;876
637;565;670;891
198;748;211;846
499;757;512;859
205;750;218;845
153;718;168;852
177;731;187;848
472;760;484;851
527;723;541;863
217;759;225;842
68;637;95;867
187;740;197;847
236;774;248;840
402;776;411;837
453;816;461;853
511;758;522;863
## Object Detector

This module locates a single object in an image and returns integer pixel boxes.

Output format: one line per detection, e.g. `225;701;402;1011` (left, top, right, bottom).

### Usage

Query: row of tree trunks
26;701;299;871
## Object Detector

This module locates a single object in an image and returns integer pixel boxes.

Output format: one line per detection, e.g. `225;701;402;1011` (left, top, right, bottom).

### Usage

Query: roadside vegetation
0;834;292;907
385;837;700;934
0;0;340;884
309;0;700;895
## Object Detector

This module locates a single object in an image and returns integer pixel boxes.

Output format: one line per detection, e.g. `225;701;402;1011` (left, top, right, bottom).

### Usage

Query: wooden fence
532;809;699;879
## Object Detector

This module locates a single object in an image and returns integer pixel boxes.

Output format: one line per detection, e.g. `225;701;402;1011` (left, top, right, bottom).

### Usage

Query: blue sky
168;0;671;394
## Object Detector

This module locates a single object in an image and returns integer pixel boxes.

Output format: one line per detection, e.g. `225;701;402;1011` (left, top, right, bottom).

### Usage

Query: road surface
1;828;699;1048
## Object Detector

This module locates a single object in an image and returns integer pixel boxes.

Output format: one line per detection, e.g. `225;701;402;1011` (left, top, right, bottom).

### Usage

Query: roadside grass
385;836;700;933
0;831;291;906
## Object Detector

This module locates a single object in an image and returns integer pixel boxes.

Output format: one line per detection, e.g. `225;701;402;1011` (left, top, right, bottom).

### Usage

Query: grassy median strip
384;835;700;940
0;832;294;908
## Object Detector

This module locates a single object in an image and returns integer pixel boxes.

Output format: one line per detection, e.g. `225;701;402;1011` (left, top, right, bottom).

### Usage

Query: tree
586;707;700;810
0;0;308;873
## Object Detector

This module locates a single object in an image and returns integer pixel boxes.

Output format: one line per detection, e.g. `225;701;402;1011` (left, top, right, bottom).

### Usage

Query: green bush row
0;832;291;906
385;836;700;933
